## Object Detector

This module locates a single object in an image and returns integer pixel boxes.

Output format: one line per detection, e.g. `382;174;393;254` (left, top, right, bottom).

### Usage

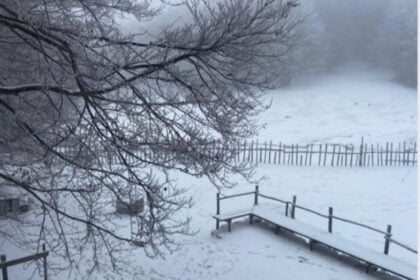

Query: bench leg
216;220;220;230
228;219;232;233
366;264;371;274
275;225;280;235
249;214;253;224
309;240;316;251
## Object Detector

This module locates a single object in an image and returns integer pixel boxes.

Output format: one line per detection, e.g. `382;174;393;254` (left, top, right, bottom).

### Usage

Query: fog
119;0;417;88
311;0;417;87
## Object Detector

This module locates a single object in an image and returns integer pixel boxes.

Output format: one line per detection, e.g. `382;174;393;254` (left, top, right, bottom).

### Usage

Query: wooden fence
0;244;48;280
54;138;417;167
231;138;417;167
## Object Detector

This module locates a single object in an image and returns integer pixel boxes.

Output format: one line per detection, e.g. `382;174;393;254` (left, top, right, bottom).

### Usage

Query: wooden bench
213;206;416;280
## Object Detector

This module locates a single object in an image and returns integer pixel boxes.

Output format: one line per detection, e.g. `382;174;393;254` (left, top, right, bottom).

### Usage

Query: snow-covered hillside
2;70;417;280
257;68;416;144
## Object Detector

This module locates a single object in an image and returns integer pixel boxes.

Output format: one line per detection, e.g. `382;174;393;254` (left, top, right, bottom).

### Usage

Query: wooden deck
213;206;416;280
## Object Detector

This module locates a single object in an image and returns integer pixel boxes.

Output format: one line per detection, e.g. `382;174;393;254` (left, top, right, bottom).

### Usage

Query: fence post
216;193;220;229
42;244;48;280
328;207;333;233
254;185;259;206
291;195;296;219
1;254;7;280
359;137;364;166
384;225;392;255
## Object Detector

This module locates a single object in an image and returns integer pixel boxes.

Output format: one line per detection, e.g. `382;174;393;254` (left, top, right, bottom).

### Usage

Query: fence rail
1;244;48;280
216;186;417;256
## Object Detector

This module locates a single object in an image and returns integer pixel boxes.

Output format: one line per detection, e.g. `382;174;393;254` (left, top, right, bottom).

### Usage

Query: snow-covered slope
257;68;416;144
1;70;417;280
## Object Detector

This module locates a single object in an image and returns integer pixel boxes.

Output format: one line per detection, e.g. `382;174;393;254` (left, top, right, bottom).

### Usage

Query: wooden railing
216;186;417;256
0;244;48;280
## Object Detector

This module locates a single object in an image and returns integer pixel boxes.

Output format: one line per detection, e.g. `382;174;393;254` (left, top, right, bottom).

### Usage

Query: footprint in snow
298;256;309;263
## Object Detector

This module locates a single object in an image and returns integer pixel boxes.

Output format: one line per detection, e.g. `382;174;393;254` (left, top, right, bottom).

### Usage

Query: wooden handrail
332;215;387;235
219;191;255;200
389;238;417;254
0;251;48;269
216;189;417;255
294;204;329;218
258;193;288;204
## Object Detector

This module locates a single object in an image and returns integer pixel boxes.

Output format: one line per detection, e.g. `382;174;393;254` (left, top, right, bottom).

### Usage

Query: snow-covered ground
257;67;416;145
130;166;416;280
1;69;417;279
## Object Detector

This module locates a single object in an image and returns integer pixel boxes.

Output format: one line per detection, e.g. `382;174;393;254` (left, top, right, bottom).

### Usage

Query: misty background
310;0;416;88
121;0;417;88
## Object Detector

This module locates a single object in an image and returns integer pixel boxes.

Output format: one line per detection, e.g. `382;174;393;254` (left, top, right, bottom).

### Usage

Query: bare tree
0;0;300;276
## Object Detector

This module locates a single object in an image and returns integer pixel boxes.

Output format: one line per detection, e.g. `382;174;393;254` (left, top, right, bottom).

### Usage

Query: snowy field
2;70;417;279
257;67;416;144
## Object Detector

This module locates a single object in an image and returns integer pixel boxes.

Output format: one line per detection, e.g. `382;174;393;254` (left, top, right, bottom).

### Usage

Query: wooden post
380;146;384;166
278;142;282;164
385;142;389;166
1;254;7;280
295;144;298;165
309;144;314;166
254;185;259;206
359;138;364;166
291;145;294;165
42;244;48;280
331;145;336;167
390;143;393;166
384;225;392;255
413;142;417;166
273;146;277;164
328;207;333;233
318;144;322;166
344;145;348;167
291;195;296;219
256;140;259;163
371;144;374;167
323;144;328;166
403;141;407;166
268;141;272;164
304;145;309;166
216;193;220;229
398;143;401;166
243;140;247;162
336;146;341;166
350;146;354;167
364;143;368;166
283;144;286;165
263;141;267;163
